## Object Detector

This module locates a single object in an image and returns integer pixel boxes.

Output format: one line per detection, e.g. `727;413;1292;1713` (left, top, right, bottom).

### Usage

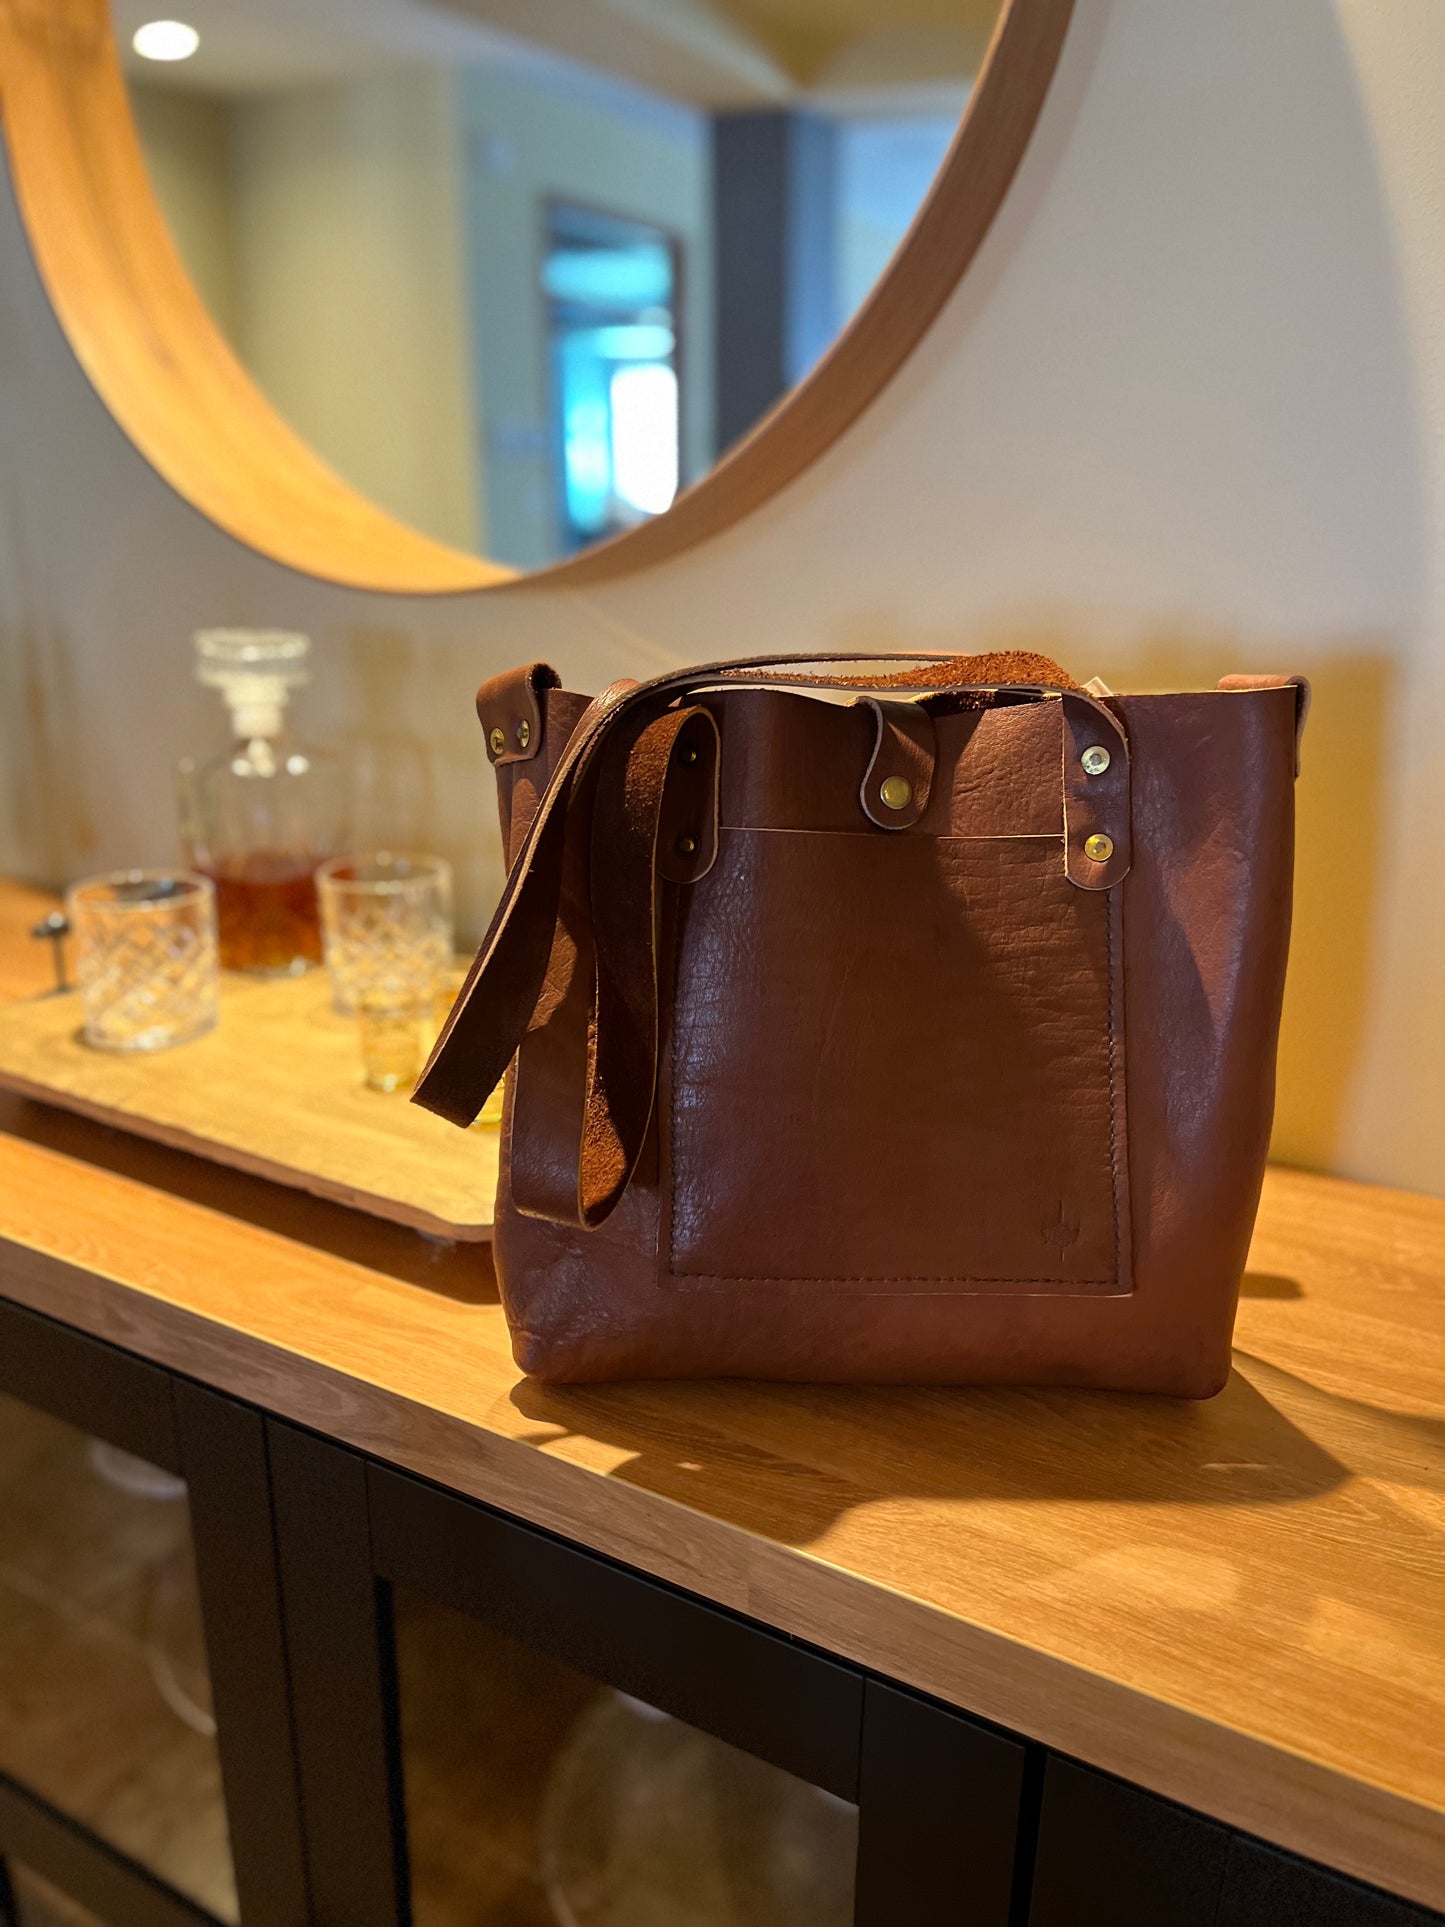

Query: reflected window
835;113;961;324
543;202;682;552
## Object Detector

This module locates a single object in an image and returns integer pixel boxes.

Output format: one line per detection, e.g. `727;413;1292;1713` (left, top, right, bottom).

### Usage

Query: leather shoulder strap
412;651;1125;1228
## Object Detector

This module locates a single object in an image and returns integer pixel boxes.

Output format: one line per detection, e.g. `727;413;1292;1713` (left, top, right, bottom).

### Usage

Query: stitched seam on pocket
666;836;1122;1289
662;1271;1119;1286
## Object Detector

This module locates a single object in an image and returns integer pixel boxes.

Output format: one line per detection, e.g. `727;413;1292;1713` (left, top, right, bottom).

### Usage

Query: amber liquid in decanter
178;629;345;976
200;853;324;974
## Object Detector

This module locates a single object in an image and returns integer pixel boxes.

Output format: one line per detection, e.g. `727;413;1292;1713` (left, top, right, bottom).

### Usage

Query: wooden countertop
0;887;1441;1910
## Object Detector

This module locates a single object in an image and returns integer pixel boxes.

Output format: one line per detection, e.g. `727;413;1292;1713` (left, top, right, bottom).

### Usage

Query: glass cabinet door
0;1394;237;1922
268;1422;1029;1927
2;1862;108;1927
392;1588;858;1927
0;1301;307;1927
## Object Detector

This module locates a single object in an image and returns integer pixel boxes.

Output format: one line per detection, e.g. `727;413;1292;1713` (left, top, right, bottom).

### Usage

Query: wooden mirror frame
0;0;1074;595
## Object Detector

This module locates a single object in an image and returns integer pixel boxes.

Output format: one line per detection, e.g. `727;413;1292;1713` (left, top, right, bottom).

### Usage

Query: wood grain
0;972;497;1240
0;879;63;1001
0;892;1439;1908
0;0;1073;594
0;0;506;594
0;1140;1439;1909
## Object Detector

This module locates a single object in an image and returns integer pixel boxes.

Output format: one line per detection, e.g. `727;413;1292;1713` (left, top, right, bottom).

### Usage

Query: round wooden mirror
0;0;1072;593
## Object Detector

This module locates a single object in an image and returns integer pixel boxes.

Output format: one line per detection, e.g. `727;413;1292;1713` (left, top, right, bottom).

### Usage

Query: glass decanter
177;630;346;975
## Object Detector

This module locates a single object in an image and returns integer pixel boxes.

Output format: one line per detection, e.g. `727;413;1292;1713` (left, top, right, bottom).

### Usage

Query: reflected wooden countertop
0;883;1440;1909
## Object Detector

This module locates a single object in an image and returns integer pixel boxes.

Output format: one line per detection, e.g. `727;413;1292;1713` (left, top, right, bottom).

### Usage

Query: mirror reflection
118;0;1004;568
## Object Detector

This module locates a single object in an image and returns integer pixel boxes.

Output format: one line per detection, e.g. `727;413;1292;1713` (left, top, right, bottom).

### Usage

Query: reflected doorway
544;202;683;554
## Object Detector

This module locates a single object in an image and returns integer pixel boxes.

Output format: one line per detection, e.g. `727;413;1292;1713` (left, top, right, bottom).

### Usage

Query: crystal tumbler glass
316;853;453;1017
430;965;503;1125
66;871;218;1052
358;984;427;1095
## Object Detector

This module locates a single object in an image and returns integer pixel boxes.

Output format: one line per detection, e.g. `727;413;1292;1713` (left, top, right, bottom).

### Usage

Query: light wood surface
0;907;1439;1908
0;878;63;1001
0;971;496;1240
0;0;1073;594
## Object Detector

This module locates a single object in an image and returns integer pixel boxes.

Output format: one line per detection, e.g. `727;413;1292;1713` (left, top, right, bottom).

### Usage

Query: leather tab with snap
858;698;935;829
656;708;720;883
477;661;559;765
1061;691;1131;890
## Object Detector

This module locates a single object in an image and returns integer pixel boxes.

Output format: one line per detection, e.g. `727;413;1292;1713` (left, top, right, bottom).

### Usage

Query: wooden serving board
0;972;496;1240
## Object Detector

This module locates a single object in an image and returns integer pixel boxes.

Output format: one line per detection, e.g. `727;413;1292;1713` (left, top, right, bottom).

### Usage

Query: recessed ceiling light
132;19;200;62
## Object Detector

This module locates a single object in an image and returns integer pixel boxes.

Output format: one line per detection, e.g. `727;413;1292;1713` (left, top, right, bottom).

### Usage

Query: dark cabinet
855;1679;1028;1924
0;1292;1439;1927
0;1300;306;1927
1;1861;108;1927
266;1423;1027;1927
1028;1757;1440;1927
1027;1759;1230;1927
1217;1839;1437;1927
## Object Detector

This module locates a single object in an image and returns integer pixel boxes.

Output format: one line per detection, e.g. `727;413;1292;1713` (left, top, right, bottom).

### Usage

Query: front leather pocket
664;828;1129;1293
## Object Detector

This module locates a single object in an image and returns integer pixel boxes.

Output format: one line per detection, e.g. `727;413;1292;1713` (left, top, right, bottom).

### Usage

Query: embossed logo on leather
1042;1202;1081;1253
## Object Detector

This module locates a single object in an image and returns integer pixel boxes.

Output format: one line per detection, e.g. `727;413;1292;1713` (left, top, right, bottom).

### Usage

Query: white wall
129;83;240;338
1;0;1442;1195
458;65;714;569
227;67;481;555
132;69;482;555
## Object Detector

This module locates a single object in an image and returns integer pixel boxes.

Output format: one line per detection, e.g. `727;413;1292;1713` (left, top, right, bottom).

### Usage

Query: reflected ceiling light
132;19;200;61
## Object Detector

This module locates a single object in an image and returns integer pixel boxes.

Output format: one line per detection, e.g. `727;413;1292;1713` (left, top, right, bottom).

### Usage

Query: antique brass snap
515;719;531;750
1084;832;1115;862
488;727;506;757
675;835;698;858
677;743;698;766
1081;744;1111;776
879;776;913;811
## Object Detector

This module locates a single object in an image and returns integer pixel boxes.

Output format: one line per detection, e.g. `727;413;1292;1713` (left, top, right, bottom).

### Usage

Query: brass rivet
487;727;506;756
1081;744;1111;776
516;719;531;750
675;835;698;858
879;776;913;811
1084;832;1115;863
677;744;698;766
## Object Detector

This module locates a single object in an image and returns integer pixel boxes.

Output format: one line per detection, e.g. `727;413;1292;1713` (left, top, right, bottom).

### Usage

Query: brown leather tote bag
415;651;1308;1396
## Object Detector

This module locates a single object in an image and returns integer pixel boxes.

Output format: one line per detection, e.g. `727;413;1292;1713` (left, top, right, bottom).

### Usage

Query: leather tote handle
413;650;1131;1230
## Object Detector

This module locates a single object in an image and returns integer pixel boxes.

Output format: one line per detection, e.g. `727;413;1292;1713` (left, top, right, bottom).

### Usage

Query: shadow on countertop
507;1350;1350;1546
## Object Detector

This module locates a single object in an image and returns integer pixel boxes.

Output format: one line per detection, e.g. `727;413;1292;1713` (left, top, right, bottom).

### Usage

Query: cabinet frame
0;1298;309;1927
265;1417;1030;1927
1025;1755;1442;1927
4;1290;1436;1927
